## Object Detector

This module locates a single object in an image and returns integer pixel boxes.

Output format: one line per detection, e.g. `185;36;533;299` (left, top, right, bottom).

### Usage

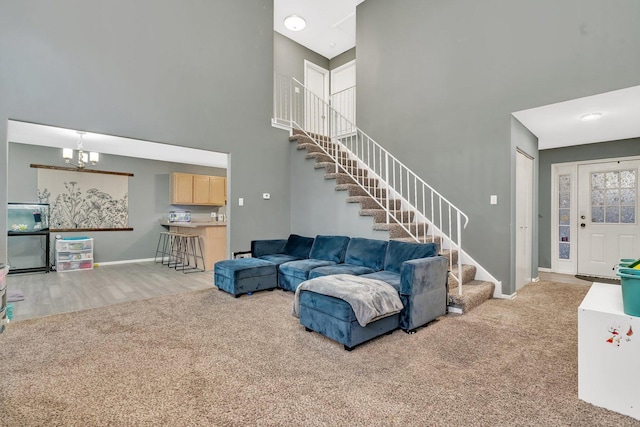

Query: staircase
290;130;494;313
274;75;497;313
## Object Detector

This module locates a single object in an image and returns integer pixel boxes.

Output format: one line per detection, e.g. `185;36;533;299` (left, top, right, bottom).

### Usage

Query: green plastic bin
616;271;640;317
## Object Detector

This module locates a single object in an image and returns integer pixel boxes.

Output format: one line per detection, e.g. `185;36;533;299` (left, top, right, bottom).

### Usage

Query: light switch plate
490;195;498;205
239;197;244;206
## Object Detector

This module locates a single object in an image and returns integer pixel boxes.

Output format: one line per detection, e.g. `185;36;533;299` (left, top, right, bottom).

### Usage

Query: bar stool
175;234;205;274
154;232;171;264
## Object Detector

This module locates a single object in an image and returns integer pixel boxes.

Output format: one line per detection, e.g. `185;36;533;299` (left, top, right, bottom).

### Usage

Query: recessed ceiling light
580;112;603;122
284;15;306;31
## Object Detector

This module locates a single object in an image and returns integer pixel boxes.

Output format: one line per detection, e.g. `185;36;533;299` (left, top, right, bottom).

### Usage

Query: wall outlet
263;193;270;200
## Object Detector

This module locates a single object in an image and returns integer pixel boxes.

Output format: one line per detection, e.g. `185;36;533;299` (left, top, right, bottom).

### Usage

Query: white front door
304;60;329;136
577;160;639;277
516;150;534;290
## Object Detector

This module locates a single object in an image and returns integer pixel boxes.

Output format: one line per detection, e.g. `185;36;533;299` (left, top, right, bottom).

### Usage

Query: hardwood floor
6;262;214;322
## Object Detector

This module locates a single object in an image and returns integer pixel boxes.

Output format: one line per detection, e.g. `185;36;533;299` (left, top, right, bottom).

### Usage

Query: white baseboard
447;306;463;314
94;258;155;266
538;267;552;272
501;291;517;300
271;119;292;132
531;277;540;282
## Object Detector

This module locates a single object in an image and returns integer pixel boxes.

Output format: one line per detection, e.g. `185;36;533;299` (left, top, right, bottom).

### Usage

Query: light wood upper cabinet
209;176;226;206
171;173;195;205
171;173;226;206
192;175;211;204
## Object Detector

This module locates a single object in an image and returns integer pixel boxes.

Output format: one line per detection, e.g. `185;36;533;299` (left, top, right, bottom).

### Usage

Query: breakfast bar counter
160;220;227;270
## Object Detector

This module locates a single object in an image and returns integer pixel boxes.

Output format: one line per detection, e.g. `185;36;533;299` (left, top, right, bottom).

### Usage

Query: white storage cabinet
56;238;94;272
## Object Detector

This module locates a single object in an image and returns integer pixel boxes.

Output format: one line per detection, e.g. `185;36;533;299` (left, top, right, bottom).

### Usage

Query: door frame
550;155;640;274
515;149;534;290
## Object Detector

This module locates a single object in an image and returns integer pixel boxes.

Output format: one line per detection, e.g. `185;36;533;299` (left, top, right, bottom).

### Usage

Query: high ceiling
274;0;365;59
274;1;640;149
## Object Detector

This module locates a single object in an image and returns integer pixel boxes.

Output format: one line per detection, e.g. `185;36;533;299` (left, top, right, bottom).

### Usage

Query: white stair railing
274;75;469;295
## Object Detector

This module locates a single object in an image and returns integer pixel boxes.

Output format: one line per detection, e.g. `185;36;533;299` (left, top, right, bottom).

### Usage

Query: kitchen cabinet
171;173;226;206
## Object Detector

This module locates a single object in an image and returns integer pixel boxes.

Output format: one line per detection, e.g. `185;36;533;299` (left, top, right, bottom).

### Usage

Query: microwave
169;211;191;223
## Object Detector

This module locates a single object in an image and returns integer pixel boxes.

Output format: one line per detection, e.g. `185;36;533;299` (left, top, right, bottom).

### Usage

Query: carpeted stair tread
360;209;415;223
336;174;379;187
439;249;458;265
448;280;495;313
373;222;429;238
344;185;387;198
448;264;477;286
318;163;369;176
390;236;442;245
347;196;401;210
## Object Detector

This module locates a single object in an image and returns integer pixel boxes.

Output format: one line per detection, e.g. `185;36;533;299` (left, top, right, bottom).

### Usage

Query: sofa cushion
308;264;375;279
360;270;401;292
383;240;438;274
258;253;300;265
309;235;350;263
279;259;337;280
283;234;315;259
343;237;388;271
214;258;276;280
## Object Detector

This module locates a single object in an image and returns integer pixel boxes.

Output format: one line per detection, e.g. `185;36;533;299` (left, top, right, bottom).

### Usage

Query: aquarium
8;203;50;233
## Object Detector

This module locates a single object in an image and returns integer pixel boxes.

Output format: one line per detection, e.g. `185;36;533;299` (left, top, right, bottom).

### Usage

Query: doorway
304;60;329;135
516;150;534;290
330;59;356;136
577;159;639;277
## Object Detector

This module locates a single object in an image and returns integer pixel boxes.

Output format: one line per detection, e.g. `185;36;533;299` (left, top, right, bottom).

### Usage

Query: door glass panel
621;206;636;224
591;207;604;223
621;170;636;188
591;172;605;190
606;171;619;188
621;189;635;205
591;169;636;224
558;174;571;260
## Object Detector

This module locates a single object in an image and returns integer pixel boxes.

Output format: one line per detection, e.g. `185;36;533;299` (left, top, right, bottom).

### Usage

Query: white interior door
516;150;534;290
330;60;356;135
304;60;329;136
577;160;639;277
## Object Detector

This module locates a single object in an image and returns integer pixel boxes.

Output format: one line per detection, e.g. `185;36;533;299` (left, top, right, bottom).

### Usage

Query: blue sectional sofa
214;234;448;350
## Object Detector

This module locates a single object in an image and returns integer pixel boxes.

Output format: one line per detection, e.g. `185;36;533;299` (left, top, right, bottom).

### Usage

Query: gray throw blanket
292;274;404;327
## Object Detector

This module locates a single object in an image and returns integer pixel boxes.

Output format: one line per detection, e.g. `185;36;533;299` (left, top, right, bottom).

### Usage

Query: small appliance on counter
169;210;191;223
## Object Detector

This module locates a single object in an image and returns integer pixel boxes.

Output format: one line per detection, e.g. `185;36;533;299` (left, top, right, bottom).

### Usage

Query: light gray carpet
0;281;636;426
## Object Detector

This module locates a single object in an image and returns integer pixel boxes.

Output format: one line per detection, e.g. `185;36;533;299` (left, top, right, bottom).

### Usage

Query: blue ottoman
214;258;277;297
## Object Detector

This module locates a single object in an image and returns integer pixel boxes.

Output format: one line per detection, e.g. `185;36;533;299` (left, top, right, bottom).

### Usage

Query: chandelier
63;131;99;169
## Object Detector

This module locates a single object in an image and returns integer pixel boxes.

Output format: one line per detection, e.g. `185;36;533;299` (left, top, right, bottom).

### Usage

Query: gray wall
274;31;330;82
538;137;640;268
8;143;226;263
0;0;290;263
356;0;640;294
290;143;388;240
330;48;356;70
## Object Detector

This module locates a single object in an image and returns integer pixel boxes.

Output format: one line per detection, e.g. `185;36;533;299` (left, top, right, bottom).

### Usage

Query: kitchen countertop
160;220;227;228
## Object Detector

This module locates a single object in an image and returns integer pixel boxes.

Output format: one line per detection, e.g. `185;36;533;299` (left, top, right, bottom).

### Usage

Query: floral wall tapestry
37;169;129;230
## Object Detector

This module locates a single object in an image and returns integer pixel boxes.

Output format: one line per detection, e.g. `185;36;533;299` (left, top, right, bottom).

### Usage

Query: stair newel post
457;210;463;296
